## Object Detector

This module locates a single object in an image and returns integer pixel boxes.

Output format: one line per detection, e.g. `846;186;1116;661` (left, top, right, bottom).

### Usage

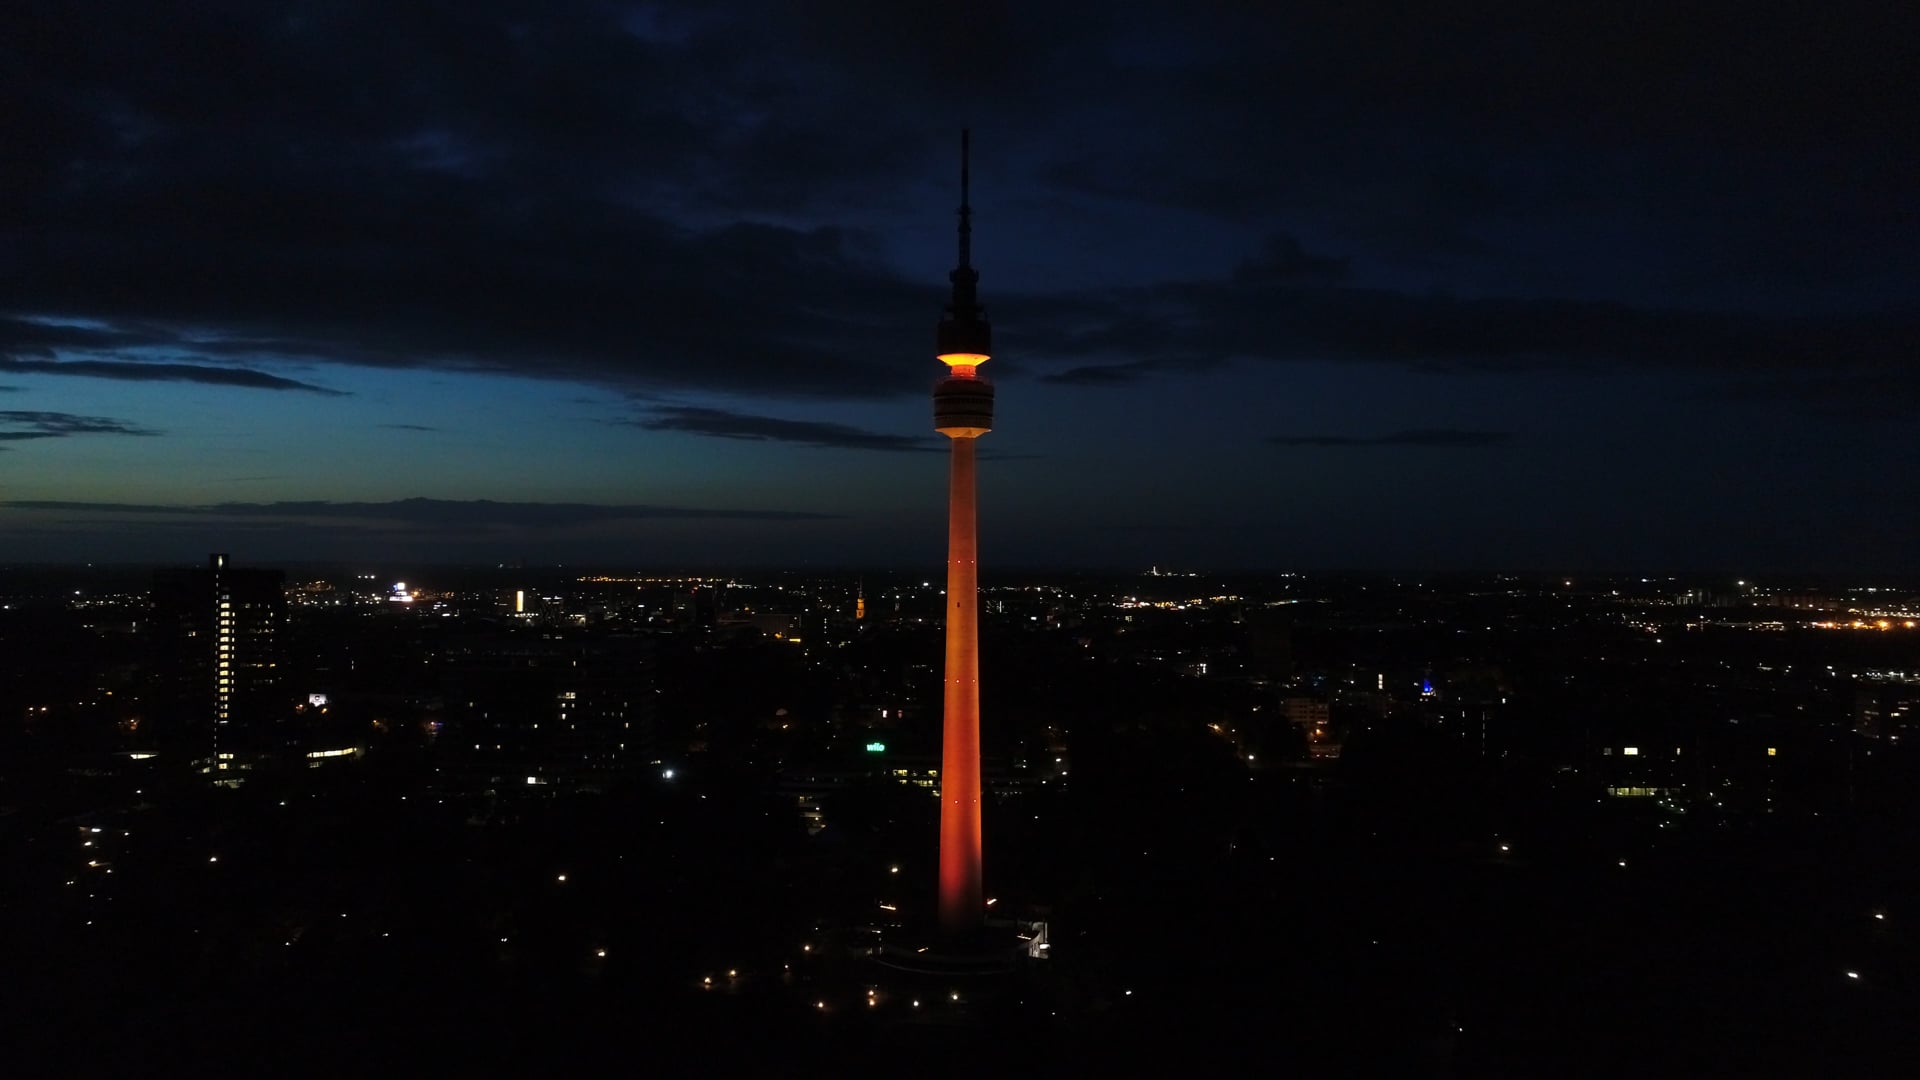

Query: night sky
2;2;1914;572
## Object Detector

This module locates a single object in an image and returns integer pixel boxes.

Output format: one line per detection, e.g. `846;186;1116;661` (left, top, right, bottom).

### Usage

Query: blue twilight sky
0;1;1914;572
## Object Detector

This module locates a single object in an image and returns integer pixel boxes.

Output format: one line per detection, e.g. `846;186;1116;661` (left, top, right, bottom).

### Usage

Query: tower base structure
870;913;1049;976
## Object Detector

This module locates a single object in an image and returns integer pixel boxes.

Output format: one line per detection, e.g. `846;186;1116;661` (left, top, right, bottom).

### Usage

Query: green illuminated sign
865;742;886;753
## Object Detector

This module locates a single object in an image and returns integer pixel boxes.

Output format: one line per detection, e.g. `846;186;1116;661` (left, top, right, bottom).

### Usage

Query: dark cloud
1034;6;1916;285
3;497;839;526
1268;429;1513;448
379;423;439;432
0;410;160;440
629;406;938;452
1041;362;1153;387
0;1;1911;411
0;355;344;395
1014;252;1920;411
1233;235;1348;286
0;2;950;402
1707;374;1920;423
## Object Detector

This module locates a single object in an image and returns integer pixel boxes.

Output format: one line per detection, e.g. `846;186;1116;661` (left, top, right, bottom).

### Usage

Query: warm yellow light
938;352;989;369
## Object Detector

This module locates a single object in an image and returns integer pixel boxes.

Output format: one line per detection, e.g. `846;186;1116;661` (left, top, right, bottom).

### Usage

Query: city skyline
2;3;1915;572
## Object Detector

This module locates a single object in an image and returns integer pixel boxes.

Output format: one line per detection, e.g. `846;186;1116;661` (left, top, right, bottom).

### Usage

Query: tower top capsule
937;129;991;370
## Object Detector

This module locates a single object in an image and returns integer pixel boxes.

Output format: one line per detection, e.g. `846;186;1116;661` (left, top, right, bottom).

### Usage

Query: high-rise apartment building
150;553;286;785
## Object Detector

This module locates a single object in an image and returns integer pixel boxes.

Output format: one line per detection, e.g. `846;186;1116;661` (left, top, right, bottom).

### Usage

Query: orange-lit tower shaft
934;130;994;935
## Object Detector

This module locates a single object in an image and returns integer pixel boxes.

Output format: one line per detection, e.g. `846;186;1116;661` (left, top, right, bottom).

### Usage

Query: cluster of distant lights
575;575;740;585
1112;595;1243;611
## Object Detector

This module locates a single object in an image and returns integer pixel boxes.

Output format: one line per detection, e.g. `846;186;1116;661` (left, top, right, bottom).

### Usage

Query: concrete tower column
938;433;983;931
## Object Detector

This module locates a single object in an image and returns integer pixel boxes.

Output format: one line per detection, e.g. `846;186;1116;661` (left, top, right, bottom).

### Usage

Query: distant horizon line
0;558;1914;588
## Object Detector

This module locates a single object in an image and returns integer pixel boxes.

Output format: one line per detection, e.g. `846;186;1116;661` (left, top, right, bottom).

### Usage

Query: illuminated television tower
933;129;995;935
